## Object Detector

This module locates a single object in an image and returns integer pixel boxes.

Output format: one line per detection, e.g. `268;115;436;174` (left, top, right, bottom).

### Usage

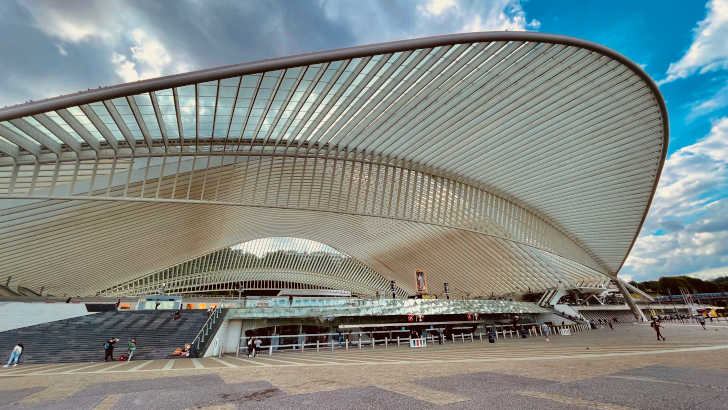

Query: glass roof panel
111;98;144;141
24;116;65;144
176;85;196;139
197;81;217;139
66;106;105;142
133;94;162;140
213;77;240;138
89;102;125;142
152;89;179;139
2;121;53;144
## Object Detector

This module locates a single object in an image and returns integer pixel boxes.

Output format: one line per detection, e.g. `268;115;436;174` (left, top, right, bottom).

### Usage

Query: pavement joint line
31;363;85;374
266;356;338;364
163;359;175;370
91;361;130;373
65;362;110;373
251;356;304;365
604;375;728;390
230;356;270;367
517;390;636;410
2;344;727;376
129;360;153;371
211;357;237;368
191;358;203;369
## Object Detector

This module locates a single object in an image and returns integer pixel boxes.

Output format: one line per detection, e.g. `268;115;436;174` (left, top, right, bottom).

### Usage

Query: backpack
104;342;110;350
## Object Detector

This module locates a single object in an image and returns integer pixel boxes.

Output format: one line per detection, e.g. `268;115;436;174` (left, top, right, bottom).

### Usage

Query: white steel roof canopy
0;32;668;297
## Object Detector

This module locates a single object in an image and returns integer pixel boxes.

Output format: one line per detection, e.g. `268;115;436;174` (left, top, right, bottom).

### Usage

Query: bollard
332;339;334;352
346;339;349;350
317;341;320;352
397;336;400;347
385;337;388;348
452;334;455;343
372;337;375;349
479;332;483;343
359;335;362;350
302;341;305;352
269;346;273;356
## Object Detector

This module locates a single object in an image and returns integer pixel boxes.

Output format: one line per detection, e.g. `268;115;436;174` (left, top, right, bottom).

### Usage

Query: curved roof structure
0;32;668;297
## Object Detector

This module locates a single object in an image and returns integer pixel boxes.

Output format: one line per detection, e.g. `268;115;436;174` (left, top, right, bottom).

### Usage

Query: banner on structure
415;270;428;294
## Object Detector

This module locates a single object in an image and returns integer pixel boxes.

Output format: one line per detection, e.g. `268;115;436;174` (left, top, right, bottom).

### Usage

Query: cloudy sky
1;0;726;282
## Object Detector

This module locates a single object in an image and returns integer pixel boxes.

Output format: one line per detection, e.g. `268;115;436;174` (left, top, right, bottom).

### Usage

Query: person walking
104;338;118;362
697;315;706;330
541;323;551;342
4;343;23;367
247;338;254;358
254;338;262;357
651;319;666;341
127;338;137;361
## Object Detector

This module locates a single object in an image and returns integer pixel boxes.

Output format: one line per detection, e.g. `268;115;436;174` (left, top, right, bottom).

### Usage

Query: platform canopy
0;32;668;298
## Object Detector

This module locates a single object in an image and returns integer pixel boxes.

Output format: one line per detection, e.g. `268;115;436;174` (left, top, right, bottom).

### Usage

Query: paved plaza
1;323;727;409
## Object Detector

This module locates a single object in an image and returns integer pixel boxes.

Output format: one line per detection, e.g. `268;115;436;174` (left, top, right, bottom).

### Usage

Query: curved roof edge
0;31;669;274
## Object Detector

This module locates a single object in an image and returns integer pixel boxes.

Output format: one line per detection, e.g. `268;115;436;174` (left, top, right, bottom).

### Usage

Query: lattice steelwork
0;32;668;298
99;237;409;298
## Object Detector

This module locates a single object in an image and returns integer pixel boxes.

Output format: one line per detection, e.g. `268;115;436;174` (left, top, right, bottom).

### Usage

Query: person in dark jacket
104;338;119;361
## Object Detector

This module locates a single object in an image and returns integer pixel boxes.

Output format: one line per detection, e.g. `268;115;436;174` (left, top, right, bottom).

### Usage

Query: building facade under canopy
0;32;668;299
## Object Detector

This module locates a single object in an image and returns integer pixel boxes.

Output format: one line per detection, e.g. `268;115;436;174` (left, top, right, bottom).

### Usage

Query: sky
0;0;726;283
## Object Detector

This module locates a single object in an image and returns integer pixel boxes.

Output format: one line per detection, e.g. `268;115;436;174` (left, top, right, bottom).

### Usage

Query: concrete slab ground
1;323;727;409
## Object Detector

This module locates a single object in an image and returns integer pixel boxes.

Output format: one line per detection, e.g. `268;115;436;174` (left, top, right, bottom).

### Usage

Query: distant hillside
629;275;728;296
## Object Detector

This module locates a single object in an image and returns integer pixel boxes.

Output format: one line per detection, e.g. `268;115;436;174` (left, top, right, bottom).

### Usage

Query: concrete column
615;278;647;322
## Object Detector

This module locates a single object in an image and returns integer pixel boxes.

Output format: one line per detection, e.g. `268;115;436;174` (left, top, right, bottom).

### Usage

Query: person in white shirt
4;343;23;367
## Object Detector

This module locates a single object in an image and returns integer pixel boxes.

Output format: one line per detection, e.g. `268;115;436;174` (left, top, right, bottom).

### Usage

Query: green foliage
632;275;728;295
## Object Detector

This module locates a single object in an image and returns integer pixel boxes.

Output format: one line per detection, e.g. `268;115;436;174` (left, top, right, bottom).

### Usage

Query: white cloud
689;81;728;119
419;0;457;16
646;117;728;224
660;0;728;84
55;43;68;56
623;117;728;280
109;29;178;83
686;265;728;280
20;1;190;84
320;0;539;46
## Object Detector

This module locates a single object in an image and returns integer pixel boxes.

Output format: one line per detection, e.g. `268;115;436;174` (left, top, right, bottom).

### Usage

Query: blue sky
0;0;726;282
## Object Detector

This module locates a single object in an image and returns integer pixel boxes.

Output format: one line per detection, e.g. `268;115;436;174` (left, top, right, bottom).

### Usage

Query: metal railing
235;322;593;357
191;306;223;356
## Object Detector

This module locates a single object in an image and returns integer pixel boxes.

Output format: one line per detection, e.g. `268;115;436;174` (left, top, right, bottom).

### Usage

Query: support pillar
615;278;647;322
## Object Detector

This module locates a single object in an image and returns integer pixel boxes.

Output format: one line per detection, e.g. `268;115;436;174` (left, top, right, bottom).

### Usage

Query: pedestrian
104;338;118;361
651;319;666;341
173;308;181;321
697;315;706;330
541;323;551;342
247;338;254;358
115;298;121;309
487;328;496;343
254;338;262;357
155;302;160;310
4;343;23;367
608;320;614;330
127;338;137;361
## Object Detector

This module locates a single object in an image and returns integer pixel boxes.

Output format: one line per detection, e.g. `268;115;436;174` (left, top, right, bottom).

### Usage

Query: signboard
559;327;571;336
415;270;428;294
410;338;427;348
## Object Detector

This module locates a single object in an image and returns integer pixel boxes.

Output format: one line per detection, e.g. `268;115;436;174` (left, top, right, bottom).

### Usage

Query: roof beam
149;91;168;149
0;137;19;158
125;95;154;149
7;118;62;156
79;104;118;152
102;100;137;150
56;109;101;152
0;125;40;157
32;113;82;155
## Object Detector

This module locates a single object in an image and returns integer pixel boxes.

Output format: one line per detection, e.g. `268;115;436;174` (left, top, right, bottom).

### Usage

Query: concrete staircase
0;310;209;364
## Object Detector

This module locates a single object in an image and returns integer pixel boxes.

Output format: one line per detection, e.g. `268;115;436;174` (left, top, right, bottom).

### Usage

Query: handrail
191;305;222;353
